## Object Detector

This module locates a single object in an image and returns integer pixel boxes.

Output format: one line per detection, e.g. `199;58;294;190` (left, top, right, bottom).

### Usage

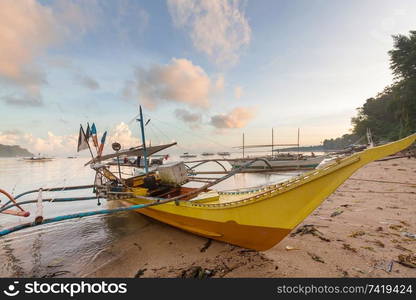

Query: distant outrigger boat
23;156;53;162
229;129;325;170
201;152;215;156
228;154;325;170
217;151;230;156
1;107;415;251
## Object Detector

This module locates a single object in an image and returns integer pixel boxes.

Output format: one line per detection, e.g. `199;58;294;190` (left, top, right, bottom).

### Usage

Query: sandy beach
83;157;416;278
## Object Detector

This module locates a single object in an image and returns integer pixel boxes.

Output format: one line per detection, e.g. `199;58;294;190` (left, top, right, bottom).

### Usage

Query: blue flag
91;123;98;147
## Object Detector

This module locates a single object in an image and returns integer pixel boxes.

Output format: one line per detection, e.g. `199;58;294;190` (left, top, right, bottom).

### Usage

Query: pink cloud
210;107;256;129
0;0;96;99
127;58;222;109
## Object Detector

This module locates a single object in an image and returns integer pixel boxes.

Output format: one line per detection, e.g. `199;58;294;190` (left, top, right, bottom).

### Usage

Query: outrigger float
1;107;415;251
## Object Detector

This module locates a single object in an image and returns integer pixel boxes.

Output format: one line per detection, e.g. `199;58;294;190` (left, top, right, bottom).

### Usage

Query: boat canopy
84;142;177;166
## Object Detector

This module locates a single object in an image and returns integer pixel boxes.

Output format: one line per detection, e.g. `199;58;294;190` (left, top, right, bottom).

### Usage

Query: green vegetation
322;133;360;150
0;144;33;157
324;30;416;147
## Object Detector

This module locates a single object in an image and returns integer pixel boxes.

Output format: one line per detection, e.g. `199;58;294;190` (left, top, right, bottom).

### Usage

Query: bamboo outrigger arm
186;159;229;172
0;196;98;214
0;158;264;237
0;188;30;217
1;185;95;208
185;157;273;174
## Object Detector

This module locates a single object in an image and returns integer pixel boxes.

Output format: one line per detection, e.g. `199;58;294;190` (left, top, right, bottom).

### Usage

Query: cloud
0;1;57;86
0;122;138;155
210;107;255;129
234;86;243;99
0;130;21;145
1;95;43;107
108;122;140;149
175;108;202;127
110;0;149;44
52;0;98;36
215;74;225;91
127;58;221;109
47;56;100;90
0;130;77;155
0;0;96;100
2;129;22;135
167;0;251;66
75;74;100;90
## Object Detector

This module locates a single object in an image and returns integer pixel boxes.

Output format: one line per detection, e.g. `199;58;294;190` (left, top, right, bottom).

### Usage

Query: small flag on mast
85;123;91;142
97;131;107;157
91;123;98;148
77;125;89;152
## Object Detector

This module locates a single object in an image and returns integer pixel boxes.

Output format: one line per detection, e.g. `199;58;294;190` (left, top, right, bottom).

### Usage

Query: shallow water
0;155;299;277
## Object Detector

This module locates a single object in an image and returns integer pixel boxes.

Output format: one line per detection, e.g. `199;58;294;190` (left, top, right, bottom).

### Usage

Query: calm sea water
0;154;299;277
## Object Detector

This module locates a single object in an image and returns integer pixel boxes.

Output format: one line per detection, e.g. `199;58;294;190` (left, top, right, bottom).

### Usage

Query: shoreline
82;157;416;278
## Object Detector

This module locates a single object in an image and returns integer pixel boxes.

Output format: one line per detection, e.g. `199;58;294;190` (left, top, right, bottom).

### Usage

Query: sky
1;0;416;156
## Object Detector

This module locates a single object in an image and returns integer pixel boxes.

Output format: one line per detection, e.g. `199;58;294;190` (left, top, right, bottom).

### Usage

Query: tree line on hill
322;30;416;149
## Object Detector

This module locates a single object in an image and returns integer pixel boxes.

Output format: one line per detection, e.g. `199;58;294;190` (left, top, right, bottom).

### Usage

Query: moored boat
180;152;197;158
217;151;230;156
228;155;325;170
23;156;54;162
104;133;415;250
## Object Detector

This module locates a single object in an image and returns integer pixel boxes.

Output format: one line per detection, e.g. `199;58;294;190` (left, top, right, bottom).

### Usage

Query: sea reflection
0;155;299;277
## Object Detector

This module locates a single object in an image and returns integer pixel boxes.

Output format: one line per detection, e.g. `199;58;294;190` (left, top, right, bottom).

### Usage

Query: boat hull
124;205;291;250
123;134;416;250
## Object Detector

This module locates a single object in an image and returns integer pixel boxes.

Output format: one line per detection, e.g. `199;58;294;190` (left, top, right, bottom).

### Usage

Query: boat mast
271;128;274;157
242;133;245;158
297;128;300;168
137;105;149;175
276;130;279;154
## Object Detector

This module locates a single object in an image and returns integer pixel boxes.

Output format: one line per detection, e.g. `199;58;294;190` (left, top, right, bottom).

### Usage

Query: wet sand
84;158;416;278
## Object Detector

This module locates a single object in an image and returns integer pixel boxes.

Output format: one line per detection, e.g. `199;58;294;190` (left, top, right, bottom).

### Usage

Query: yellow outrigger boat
107;133;414;251
1;108;414;251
